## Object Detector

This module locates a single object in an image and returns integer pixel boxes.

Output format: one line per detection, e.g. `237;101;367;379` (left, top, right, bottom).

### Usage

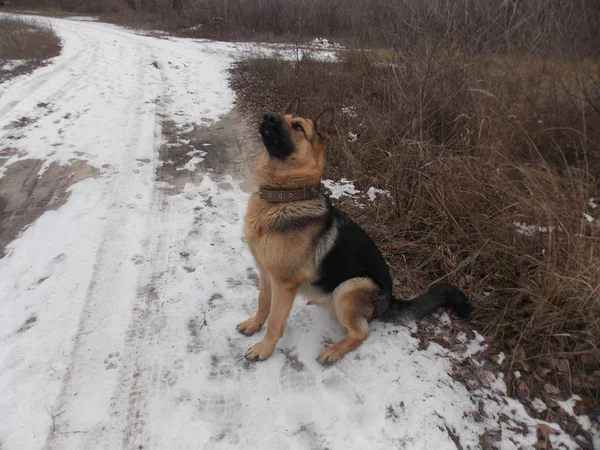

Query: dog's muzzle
259;112;294;159
259;112;279;138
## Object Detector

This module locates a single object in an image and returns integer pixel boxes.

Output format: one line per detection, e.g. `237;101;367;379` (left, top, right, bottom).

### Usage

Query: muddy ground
158;107;259;194
0;107;261;258
0;156;98;258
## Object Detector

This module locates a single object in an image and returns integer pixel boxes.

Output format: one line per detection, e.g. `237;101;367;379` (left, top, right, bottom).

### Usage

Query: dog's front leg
236;270;271;336
245;280;298;361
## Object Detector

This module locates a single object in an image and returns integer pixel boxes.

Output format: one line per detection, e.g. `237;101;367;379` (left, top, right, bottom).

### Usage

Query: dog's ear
284;97;301;116
314;108;335;139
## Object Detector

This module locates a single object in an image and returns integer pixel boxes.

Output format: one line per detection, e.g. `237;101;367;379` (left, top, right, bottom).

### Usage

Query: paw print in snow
289;307;315;334
104;352;122;370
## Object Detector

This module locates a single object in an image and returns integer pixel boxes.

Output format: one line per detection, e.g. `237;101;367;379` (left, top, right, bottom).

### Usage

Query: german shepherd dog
238;98;472;363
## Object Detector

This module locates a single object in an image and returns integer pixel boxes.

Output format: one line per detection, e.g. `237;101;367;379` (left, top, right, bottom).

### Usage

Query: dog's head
254;98;335;188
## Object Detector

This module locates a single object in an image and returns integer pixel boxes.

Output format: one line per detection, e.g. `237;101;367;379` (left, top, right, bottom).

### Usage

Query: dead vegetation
228;3;600;416
0;15;61;81
0;157;99;258
10;0;600;52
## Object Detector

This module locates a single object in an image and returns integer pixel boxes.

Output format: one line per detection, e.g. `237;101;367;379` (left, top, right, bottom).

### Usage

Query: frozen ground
0;14;598;450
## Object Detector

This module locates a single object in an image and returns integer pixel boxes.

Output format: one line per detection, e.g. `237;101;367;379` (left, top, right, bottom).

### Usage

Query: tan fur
317;278;376;363
244;196;326;279
238;101;375;363
240;186;326;361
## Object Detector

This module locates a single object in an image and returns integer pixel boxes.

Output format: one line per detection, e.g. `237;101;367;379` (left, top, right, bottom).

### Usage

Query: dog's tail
380;283;472;322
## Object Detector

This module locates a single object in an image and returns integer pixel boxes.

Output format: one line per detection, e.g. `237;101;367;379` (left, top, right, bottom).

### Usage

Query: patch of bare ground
157;107;259;194
0;15;61;83
0;157;98;258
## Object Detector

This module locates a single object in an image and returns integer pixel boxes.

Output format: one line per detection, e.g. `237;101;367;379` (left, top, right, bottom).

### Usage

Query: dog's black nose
263;112;280;125
259;111;294;158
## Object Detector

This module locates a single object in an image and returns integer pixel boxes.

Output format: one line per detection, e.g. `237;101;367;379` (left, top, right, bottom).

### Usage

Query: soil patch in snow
158;107;259;194
0;158;98;257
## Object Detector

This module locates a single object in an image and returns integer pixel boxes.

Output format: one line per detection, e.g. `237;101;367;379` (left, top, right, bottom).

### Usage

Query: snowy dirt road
0;15;597;450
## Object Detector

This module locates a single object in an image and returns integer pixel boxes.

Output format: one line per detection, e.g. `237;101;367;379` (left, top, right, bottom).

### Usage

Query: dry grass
11;0;600;55
0;15;61;79
230;47;600;408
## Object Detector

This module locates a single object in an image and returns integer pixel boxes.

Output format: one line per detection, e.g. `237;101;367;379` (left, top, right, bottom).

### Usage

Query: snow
309;37;344;49
322;179;390;203
178;150;206;172
68;16;99;22
366;186;390;201
0;13;598;450
531;397;547;413
341;105;358;118
555;396;600;448
0;59;29;71
180;24;203;33
322;178;360;199
513;221;555;236
583;212;594;223
456;330;486;357
557;396;597;439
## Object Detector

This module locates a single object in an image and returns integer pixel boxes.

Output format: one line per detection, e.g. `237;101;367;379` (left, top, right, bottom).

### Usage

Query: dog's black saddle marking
312;200;393;296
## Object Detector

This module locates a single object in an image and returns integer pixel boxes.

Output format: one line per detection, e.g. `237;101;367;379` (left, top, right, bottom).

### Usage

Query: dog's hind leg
237;270;272;336
317;277;377;364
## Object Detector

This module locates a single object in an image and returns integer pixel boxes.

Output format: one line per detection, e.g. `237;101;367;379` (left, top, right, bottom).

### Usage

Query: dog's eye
292;123;303;132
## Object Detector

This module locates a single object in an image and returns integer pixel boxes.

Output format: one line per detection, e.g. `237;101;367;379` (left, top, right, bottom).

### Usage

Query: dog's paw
317;344;346;365
236;316;264;336
245;339;276;361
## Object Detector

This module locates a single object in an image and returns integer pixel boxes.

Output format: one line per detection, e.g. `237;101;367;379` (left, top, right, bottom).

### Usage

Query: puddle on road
0;157;99;258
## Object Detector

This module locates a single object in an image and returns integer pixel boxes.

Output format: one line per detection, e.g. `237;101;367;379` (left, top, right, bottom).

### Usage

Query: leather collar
257;185;319;203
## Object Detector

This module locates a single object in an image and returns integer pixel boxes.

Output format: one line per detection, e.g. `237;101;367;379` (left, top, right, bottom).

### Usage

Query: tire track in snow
45;36;163;450
121;193;180;450
118;60;178;450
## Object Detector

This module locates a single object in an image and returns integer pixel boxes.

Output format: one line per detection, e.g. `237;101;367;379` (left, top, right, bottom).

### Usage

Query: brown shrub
0;15;61;61
11;0;600;56
230;46;600;405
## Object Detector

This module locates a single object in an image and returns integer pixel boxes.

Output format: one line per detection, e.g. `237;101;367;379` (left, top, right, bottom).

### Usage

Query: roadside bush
0;15;61;60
